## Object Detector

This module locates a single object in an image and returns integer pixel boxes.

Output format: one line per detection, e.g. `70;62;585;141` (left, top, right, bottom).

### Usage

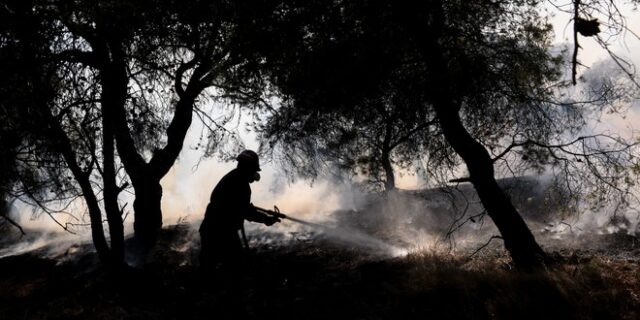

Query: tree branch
468;235;503;258
0;211;25;236
55;49;99;67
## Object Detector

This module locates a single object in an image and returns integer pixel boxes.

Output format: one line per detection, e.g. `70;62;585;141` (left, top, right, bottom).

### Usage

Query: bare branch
0;212;25;236
468;235;504;258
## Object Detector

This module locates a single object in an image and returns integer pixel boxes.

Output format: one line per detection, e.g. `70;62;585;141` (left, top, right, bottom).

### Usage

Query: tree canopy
233;0;640;267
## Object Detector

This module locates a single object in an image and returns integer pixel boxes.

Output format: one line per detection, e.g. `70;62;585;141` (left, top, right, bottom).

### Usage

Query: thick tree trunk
104;43;202;247
129;94;196;245
132;181;163;247
381;151;396;191
95;40;162;248
92;32;206;251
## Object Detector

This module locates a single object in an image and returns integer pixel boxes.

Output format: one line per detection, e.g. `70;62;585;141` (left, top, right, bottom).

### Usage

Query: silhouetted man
199;150;280;274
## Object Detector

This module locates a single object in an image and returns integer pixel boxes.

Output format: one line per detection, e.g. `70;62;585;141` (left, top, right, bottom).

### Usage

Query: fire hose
256;205;329;229
243;205;406;256
240;205;327;249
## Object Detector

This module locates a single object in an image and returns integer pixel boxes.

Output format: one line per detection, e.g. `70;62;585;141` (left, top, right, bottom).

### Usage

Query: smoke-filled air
1;1;640;319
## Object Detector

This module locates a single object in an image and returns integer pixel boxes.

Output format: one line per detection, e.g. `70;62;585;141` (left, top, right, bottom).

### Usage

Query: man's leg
216;233;248;318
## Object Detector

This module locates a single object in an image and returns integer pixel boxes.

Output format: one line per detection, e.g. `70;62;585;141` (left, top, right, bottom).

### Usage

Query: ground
0;224;639;320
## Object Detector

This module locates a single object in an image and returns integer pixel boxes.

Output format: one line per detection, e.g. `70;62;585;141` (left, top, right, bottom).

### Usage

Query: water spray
254;206;408;257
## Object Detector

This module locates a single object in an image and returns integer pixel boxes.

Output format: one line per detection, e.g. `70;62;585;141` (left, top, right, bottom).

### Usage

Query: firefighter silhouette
199;150;280;273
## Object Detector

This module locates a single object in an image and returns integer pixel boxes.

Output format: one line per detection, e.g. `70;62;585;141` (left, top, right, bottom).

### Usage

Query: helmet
236;150;261;171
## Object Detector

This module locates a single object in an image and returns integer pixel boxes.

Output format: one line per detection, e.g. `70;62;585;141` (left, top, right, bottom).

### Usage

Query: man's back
201;168;252;233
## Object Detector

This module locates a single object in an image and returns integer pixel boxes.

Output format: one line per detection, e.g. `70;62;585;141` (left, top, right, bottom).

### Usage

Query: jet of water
278;212;408;257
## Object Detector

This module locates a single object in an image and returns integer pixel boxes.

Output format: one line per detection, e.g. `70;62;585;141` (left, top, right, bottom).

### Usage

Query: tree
65;0;272;247
261;70;437;192
19;0;263;252
237;0;640;268
0;0;126;266
2;0;270;263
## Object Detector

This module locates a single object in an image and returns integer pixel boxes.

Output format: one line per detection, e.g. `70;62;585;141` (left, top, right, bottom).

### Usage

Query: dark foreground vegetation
1;225;638;320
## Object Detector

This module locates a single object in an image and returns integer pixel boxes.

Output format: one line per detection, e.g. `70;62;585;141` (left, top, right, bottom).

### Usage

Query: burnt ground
0;224;639;320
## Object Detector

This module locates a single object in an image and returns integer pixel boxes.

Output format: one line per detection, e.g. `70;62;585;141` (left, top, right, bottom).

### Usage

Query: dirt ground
0;224;639;320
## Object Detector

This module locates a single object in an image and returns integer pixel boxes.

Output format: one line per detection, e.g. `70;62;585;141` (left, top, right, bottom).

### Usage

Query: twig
559;221;582;233
0;213;26;236
468;235;504;258
572;0;580;85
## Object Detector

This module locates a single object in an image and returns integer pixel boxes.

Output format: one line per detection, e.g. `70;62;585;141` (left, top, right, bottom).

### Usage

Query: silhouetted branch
213;83;277;112
174;57;199;99
0;212;25;236
572;0;580;85
594;36;640;89
491;134;636;163
389;119;437;150
56;49;99;67
14;189;77;235
469;235;504;258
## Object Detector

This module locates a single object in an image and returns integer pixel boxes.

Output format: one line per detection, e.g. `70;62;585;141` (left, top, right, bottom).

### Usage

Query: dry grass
394;251;639;320
0;226;638;320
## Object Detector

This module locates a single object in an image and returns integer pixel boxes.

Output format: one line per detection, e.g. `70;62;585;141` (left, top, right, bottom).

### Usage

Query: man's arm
245;203;280;226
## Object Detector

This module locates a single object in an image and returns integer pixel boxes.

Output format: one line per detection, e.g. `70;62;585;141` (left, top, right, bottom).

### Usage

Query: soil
0;224;638;320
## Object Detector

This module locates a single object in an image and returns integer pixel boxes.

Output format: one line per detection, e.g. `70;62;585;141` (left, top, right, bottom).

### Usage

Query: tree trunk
21;14;114;264
410;0;547;268
381;151;396;191
95;39;162;248
104;44;203;247
132;180;163;247
131;91;197;246
101;74;125;266
45;109;112;264
381;118;396;191
434;100;547;268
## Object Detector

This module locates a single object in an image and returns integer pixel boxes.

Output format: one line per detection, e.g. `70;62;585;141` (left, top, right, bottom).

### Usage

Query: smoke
0;201;89;259
156;122;419;258
164;158;411;257
0;231;81;259
4;7;640;261
7;144;637;261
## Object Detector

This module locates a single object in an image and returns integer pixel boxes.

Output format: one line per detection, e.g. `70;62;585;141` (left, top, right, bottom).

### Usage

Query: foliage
0;0;88;228
0;0;278;254
242;0;640;212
